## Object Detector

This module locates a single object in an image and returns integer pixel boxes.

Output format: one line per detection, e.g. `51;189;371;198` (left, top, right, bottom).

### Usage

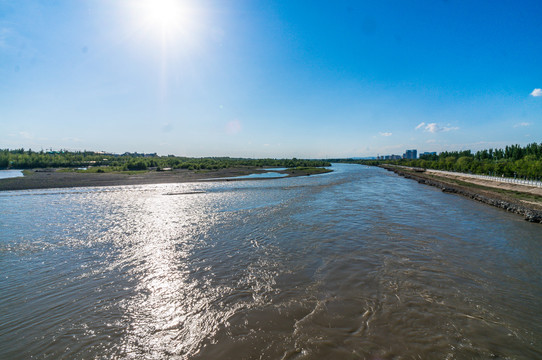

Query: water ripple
1;164;541;359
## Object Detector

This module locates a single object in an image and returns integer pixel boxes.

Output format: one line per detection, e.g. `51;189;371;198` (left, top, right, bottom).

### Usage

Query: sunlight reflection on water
116;190;219;357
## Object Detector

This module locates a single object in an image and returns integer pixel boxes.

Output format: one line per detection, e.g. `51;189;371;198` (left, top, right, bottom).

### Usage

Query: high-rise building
403;149;417;159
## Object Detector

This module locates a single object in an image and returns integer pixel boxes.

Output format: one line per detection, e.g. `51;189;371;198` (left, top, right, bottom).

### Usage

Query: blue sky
1;0;541;158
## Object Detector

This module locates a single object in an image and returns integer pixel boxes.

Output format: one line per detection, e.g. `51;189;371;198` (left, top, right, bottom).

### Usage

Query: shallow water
0;170;23;179
207;171;289;180
0;164;541;359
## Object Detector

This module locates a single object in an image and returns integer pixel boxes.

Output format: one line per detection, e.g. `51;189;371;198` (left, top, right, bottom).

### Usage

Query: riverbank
382;165;542;223
0;167;332;191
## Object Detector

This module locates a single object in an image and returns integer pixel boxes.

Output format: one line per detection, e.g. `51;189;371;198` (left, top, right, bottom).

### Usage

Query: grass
194;169;213;173
289;167;333;175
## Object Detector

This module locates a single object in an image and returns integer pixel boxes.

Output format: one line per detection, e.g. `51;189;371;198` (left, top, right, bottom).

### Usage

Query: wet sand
0;167;325;192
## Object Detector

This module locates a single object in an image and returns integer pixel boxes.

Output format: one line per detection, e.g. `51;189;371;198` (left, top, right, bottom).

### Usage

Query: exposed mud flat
0;167;330;191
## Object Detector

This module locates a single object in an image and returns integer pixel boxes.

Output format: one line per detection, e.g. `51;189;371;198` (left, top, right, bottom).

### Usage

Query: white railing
427;169;542;188
388;165;542;188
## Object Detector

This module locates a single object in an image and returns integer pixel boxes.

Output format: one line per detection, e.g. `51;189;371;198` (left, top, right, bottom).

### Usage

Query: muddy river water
1;164;541;359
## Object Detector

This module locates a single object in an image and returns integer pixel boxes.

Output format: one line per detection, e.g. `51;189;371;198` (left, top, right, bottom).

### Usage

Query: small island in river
0;149;332;191
0;166;332;192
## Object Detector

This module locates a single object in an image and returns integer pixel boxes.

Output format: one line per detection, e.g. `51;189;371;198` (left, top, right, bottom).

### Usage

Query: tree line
355;143;542;179
0;149;330;171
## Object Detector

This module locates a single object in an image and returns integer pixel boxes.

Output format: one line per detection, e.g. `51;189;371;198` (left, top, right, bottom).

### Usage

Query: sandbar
0;167;331;192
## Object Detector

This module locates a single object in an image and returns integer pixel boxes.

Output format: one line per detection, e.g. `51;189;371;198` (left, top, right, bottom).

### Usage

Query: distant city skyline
1;0;541;158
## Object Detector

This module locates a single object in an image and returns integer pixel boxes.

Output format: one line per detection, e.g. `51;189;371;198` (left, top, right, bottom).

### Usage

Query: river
0;164;541;359
0;170;24;179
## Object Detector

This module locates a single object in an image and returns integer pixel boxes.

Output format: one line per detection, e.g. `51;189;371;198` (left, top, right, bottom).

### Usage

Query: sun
134;0;195;38
146;0;182;30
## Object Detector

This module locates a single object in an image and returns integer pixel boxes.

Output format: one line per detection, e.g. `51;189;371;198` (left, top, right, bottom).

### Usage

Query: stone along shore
382;165;542;223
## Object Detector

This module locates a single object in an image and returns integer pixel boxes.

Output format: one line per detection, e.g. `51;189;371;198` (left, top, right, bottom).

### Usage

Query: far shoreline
0;167;332;192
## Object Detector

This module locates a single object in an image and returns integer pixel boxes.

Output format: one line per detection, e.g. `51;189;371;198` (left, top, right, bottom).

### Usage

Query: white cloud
530;88;542;97
416;122;459;133
379;132;392;137
425;123;439;133
514;122;531;128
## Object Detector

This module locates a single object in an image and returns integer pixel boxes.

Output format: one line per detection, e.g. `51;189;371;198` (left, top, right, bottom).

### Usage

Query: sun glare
147;0;181;29
134;0;196;39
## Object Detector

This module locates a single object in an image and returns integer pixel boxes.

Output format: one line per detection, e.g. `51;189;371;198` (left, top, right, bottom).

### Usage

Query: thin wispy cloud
18;131;34;139
513;122;531;128
0;28;10;48
530;88;542;97
443;125;459;132
415;122;459;133
379;132;392;137
62;137;83;142
226;120;242;134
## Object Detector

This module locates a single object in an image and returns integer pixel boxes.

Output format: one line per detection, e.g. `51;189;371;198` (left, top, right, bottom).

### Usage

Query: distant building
403;149;417;159
122;152;158;157
378;154;402;160
420;152;437;158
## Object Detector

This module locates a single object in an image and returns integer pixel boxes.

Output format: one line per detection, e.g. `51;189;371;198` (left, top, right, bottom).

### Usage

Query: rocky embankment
382;165;542;223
